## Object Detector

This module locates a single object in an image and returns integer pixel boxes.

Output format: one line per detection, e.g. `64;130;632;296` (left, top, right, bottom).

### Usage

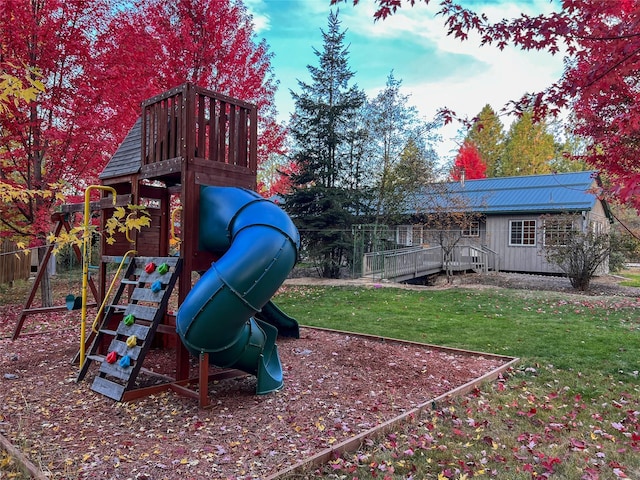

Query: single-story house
392;171;613;275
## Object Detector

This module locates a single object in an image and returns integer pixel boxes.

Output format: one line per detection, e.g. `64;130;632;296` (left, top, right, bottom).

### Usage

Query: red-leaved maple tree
332;0;640;210
85;0;285;169
258;160;299;200
1;0;114;242
1;0;284;249
450;141;486;181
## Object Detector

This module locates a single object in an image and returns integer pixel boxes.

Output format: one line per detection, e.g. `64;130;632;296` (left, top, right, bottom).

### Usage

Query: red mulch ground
0;296;512;479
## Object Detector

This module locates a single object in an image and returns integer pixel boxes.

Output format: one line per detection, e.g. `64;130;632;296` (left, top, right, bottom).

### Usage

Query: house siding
485;215;558;273
485;207;610;274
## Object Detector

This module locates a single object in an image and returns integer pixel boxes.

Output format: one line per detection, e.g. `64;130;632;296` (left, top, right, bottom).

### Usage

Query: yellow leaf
113;207;126;219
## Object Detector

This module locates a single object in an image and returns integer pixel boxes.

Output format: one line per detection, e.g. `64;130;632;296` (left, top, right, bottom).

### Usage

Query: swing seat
65;294;82;311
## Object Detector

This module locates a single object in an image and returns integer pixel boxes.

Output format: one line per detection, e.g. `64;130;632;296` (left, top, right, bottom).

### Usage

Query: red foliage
0;0;113;240
332;0;640;210
258;161;299;200
450;141;486;181
87;0;285;168
1;0;284;242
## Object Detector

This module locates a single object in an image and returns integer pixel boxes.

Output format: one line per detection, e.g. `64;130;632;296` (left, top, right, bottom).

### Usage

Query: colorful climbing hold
106;351;117;364
145;262;156;274
126;335;137;348
150;280;162;293
123;314;135;326
157;263;169;275
119;355;131;368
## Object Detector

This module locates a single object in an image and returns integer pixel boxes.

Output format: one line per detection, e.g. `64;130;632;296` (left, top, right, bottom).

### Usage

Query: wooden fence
0;240;31;284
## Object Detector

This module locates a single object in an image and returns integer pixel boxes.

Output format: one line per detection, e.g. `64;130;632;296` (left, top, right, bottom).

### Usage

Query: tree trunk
38;246;53;307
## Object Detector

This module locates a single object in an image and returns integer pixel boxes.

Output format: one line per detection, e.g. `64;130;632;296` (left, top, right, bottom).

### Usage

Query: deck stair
77;256;182;401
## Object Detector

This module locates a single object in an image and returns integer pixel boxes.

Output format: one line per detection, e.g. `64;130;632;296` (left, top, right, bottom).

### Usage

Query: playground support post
80;185;117;370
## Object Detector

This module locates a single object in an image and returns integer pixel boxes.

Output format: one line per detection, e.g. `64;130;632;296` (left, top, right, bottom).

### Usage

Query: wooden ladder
77;256;182;401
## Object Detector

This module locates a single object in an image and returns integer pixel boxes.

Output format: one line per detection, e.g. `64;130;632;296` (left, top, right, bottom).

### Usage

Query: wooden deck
362;245;499;282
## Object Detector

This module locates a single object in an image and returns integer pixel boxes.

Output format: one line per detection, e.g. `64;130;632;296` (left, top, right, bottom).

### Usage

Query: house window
509;220;536;246
397;226;409;246
544;218;575;246
591;220;604;235
462;221;480;237
413;225;424;245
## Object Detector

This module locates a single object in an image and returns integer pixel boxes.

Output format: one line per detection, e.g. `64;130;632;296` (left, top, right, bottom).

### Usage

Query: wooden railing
141;83;257;172
445;245;499;274
363;244;499;281
363;246;442;281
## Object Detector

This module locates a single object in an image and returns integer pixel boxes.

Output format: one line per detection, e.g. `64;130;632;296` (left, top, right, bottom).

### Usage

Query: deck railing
383;246;443;280
363;244;499;281
362;246;422;279
141;83;257;172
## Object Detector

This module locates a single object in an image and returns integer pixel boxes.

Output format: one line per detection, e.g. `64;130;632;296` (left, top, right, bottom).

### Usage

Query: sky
245;0;565;163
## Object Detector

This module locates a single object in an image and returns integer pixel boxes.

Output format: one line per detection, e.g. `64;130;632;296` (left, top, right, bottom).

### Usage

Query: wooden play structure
14;83;264;407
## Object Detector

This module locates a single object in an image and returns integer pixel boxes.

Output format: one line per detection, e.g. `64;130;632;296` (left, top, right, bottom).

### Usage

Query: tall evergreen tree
387;137;437;224
547;117;589;173
285;10;366;278
365;72;438;223
501;111;556;176
464;104;505;177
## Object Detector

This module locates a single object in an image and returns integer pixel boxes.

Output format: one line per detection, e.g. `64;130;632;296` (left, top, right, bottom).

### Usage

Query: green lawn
619;271;640;287
273;284;640;480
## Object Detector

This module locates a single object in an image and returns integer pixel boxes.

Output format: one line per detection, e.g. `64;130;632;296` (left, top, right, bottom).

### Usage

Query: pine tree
365;72;438;224
285;10;366;278
385;137;437;224
502;111;556;176
465;104;505;177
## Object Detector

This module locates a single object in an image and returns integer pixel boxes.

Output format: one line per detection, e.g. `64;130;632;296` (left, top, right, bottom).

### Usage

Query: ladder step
116;323;150;340
122;304;158;321
121;279;139;285
107;339;142;360
100;329;118;336
87;354;105;363
91;376;126;401
98;359;134;382
131;288;165;303
107;304;127;312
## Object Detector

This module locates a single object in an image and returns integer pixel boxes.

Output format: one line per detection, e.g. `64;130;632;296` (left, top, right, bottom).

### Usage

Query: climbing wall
77;256;182;401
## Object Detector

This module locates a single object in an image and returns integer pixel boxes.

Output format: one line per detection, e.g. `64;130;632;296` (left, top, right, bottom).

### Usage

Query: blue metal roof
417;171;605;215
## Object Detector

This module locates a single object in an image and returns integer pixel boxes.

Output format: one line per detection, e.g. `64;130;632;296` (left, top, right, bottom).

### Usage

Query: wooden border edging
265;327;519;480
0;432;48;480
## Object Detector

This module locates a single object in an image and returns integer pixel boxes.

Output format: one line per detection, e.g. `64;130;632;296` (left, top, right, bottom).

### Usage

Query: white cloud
243;0;270;34
336;1;566;162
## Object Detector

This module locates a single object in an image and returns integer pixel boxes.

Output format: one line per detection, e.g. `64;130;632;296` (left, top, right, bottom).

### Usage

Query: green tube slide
176;186;300;394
